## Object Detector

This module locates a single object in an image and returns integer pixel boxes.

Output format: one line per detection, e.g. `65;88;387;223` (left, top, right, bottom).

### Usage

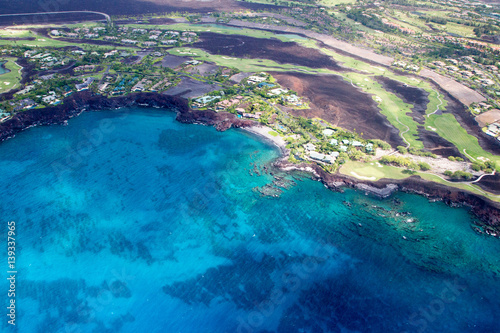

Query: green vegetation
426;113;500;170
0;58;22;93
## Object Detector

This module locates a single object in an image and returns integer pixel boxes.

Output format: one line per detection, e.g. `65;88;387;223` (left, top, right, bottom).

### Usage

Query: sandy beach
241;125;288;153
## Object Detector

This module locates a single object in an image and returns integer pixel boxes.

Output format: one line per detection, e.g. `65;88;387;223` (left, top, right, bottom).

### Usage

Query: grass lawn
0;29;36;38
319;0;356;6
340;161;410;180
426;113;500;169
268;130;279;137
443;22;476;38
167;47;335;74
124;23;300;42
342;72;423;149
0;58;22;93
341;160;500;202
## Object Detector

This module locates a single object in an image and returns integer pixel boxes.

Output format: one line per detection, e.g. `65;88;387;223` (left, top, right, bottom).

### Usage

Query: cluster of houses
432;57;498;88
9;98;36;111
392;60;419;72
76;77;95;92
302;128;374;164
23;51;67;70
485;122;500;142
246;74;304;106
0;110;11;122
52;26;199;48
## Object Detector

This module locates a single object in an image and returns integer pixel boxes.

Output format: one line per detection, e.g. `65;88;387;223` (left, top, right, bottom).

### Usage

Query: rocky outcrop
0;91;256;143
274;160;500;237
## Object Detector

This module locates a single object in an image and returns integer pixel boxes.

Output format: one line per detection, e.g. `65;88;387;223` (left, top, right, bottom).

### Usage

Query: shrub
448;156;456;161
397;146;408;154
371;139;391;150
444;170;453;177
471;162;482;171
419;162;431;171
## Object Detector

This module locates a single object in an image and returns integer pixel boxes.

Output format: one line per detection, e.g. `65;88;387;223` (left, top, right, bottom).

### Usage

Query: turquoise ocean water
0;107;499;332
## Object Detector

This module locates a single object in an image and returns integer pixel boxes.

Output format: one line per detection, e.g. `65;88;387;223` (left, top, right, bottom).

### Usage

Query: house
74;65;96;72
122;39;139;44
132;78;152;92
151;79;171;92
487;123;500;135
76;77;95;91
247;76;266;84
284;95;301;105
195;96;221;105
99;83;109;92
143;42;157;47
309;151;335;164
330;139;338;146
161;40;177;45
323;129;334;136
304;143;316;151
42;95;57;103
15;85;35;95
104;50;118;58
184;60;200;66
352;141;364;147
267;88;287;96
242;113;260;119
50;30;60;36
11;98;36;111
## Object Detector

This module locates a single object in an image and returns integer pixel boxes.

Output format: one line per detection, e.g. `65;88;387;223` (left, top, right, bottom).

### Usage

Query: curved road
0;11;111;24
426;89;443;117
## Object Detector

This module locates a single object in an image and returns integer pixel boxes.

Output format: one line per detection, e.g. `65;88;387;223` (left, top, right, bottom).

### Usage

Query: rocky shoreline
276;160;500;237
1;91;499;236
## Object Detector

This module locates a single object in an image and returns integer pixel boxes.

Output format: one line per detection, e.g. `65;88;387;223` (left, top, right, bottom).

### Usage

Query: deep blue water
0;107;499;333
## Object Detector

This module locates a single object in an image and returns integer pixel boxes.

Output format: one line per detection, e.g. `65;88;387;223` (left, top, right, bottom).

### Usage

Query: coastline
1;91;499;236
240;125;289;156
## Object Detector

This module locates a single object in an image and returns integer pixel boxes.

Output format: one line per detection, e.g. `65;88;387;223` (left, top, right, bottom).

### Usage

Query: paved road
0;11;111;24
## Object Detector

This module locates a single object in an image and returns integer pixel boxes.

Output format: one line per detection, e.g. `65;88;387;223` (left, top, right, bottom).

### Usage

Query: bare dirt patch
229;72;252;83
476;173;500;195
192;32;343;71
272;72;404;147
157;55;188;69
475;109;500;127
186;63;219;76
163;76;221;98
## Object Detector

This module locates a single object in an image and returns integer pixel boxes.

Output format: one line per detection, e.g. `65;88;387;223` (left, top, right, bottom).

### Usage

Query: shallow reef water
0;108;499;333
